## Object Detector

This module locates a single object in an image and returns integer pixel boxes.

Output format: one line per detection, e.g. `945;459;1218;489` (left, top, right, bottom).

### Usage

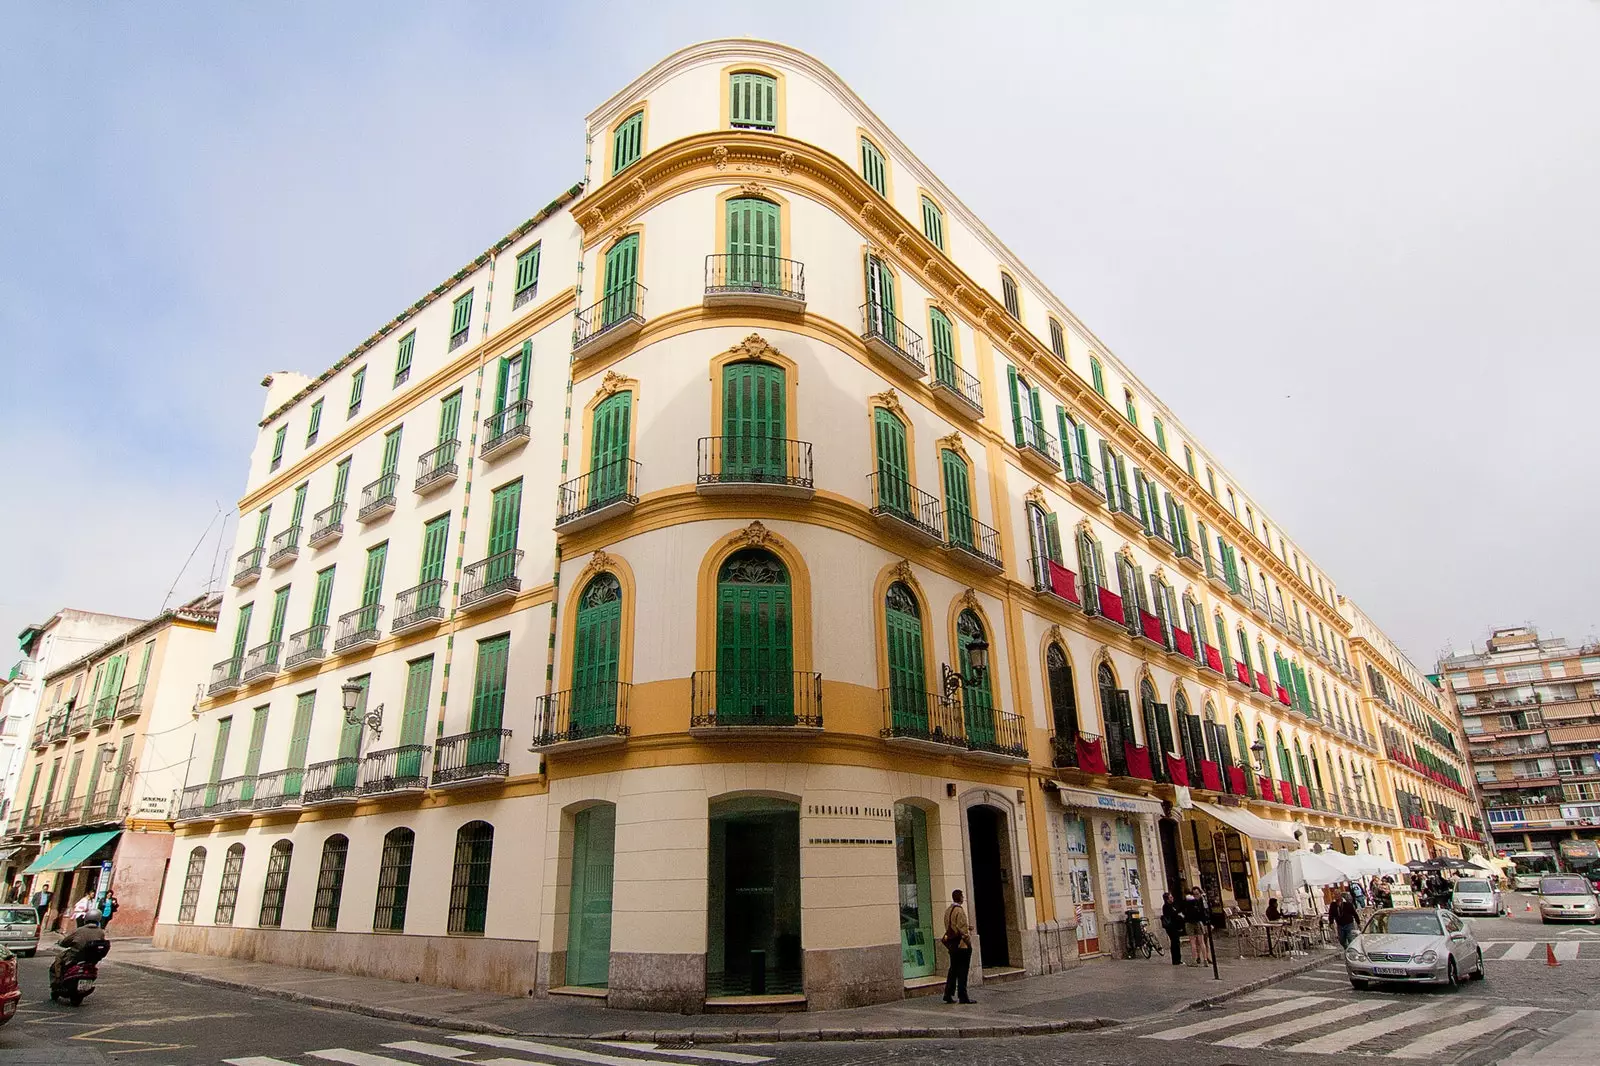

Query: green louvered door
942;450;973;549
885;584;927;733
602;235;638;326
721;363;785;481
866;255;896;346
874;409;910;519
571;575;622;735
397;657;433;780
468;635;510;766
487;480;522;586
726;197;779;289
715;551;793;724
419;515;449;612
567;804;616;988
957;612;995;748
205;718;232;807
336;678;366;789
589;392;631;508
361;543;386;633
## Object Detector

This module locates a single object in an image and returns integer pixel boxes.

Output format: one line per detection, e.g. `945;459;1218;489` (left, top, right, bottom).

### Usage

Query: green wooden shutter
1153;417;1166;452
438;391;462;443
470;636;511;732
290;483;308;529
571;577;622;731
270;425;287;468
1044;512;1063;564
348;367;366;417
1135;470;1150;526
232;604;253;662
602;235;639;325
488;480;523;560
394;331;414;386
874;409;910;517
726;197;780;287
1090;357;1105;397
930;308;955;386
1006;366;1024;445
567;805;617;987
860;137;887;196
243;705;270;779
450;291;474;342
397;657;433;778
310;566;335;630
612;110;643;173
941;450;973;548
135;640;154;688
1029;386;1045;443
515;243;541;300
1057;408;1076;482
721;362;785;479
957;613;994;746
1075;423;1092;484
1098;443;1118;511
419;515;450;610
729;72;776;128
333;457;351;502
286;692;315;793
921;196;943;249
205;717;232;805
714;557;794;723
362;542;387;609
884;586;926;731
380;427;403;477
307;399;323;446
268;585;290;645
589;392;632;506
254;507;271;549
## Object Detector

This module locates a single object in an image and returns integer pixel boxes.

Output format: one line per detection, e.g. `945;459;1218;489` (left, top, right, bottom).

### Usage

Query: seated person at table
1266;897;1282;921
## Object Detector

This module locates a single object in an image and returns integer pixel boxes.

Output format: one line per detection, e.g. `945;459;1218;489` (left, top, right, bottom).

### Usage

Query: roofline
43;605;219;686
258;181;587;429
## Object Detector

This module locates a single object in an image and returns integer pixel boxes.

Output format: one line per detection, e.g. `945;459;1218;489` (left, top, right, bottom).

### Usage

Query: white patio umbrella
1257;849;1349;896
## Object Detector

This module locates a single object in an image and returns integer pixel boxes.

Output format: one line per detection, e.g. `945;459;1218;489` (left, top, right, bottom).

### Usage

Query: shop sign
1058;787;1163;817
136;794;173;819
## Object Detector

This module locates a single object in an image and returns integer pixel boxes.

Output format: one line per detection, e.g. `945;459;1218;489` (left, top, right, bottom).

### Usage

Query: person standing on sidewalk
1160;891;1185;965
1329;890;1359;947
941;889;974;1004
31;885;51;926
1184;885;1212;967
99;890;119;929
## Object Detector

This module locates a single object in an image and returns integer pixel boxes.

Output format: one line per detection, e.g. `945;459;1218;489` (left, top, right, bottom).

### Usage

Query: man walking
1160;891;1185;965
942;889;974;1004
1329;889;1359;947
31;884;52;926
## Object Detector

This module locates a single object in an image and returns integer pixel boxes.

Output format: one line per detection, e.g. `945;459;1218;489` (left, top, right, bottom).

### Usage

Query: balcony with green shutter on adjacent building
572;279;645;359
556;458;639;534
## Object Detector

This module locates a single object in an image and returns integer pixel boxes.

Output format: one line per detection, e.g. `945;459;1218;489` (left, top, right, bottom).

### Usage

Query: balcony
233;546;263;588
392;580;447;634
572;280;645;360
93;693;117;724
1144;524;1175;558
115;683;144;720
68;706;92;736
432;729;512;787
250;769;303;811
1137;609;1170;651
268;526;301;568
868;472;943;546
309;501;345;548
556;459;640;534
303;758;362;806
1108;486;1143;537
207;775;253;816
531;682;631;752
414;439;460;495
208;656;242;697
1204;556;1230;593
481;401;533;461
697;436;814;498
1051;731;1110;774
83;785;131;824
943;513;1003;572
284;625;329;670
931;352;984;420
881;688;966;754
359;745;433;796
1173;540;1203;577
690;670;824;733
1082;582;1126;634
460;550;522;612
1016;419;1060;477
241;641;282;683
334;604;384;652
1030;555;1082;608
964;707;1030;763
176;784;209;821
1066;460;1108;510
358;472;398;523
31;720;49;748
1250;590;1271;622
705;254;805;312
860;302;926;379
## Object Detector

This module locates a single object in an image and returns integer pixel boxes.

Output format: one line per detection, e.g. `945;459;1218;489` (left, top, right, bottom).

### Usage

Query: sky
2;1;1597;673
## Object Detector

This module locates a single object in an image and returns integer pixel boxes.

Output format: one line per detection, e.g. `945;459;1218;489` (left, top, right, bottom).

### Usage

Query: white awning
1057;786;1164;817
1193;801;1299;845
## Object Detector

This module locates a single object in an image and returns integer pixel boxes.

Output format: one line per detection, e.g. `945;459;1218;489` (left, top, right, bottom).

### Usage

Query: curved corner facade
151;40;1485;1011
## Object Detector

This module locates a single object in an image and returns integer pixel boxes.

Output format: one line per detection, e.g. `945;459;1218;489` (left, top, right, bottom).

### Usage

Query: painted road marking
1143;995;1329;1040
1388;1006;1541;1059
594;1044;773;1064
382;1043;478;1060
1285;1002;1477;1054
1213;1000;1388;1048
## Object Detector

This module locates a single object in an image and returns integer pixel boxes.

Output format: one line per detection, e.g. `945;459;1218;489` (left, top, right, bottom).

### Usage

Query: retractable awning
1193;801;1299;845
22;830;120;875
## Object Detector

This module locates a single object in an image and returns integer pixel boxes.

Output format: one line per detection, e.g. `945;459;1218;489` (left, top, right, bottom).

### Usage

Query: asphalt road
1;891;1591;1066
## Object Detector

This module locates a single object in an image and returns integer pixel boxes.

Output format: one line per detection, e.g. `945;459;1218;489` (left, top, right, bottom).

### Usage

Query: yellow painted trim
706;332;801;442
718;62;787;136
694;523;814;673
606;102;650;179
713;184;794;260
558;550;637;690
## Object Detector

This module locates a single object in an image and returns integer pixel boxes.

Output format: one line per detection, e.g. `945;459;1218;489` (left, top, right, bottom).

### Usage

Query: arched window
374;827;416;932
873;407;912;519
725;196;781;290
601;233;640;327
1174;689;1198;770
214;843;245;926
449;821;495;935
714;549;794;723
1000;271;1020;319
860;135;888;196
259;840;293;927
920;195;944;249
1203;701;1221;762
1139;677;1171;765
1077;527;1106;594
717;361;786;482
884;582;928;732
1275;731;1295;786
1047;643;1078;745
1214;614;1232;670
1254;723;1271;779
1089;356;1106;397
571;572;623;734
1059;409;1088;481
1236;627;1252;675
940;448;975;551
1006;365;1046;453
1026;501;1063;590
1116;553;1144;631
1257;640;1270;683
1233;716;1250;775
1123;388;1138;428
1048;317;1066;360
1295;739;1312;798
956;610;995;747
729;71;776;130
312;834;349;930
611;109;643;175
177;846;206;924
928;307;958;390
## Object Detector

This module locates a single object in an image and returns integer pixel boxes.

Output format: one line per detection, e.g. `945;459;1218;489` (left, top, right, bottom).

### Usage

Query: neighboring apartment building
156;40;1444;1011
0;609;145;841
7;594;219;933
1440;626;1600;862
1347;606;1485;862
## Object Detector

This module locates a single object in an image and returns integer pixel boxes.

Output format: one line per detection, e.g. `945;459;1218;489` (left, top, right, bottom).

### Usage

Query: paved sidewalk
110;938;1335;1043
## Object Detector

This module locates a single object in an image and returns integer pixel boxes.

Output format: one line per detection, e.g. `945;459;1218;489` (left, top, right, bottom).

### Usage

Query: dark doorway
1159;816;1183;897
966;805;1011;968
708;799;801;996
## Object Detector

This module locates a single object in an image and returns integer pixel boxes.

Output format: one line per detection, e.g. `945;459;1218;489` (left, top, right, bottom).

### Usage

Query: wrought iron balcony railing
177;783;209;820
965;706;1029;761
358;472;398;522
944;511;1002;570
284;624;329;669
556;458;640;529
931;350;983;417
205;774;252;815
250;768;303;811
334;604;384;652
697;436;814;493
691;670;823;730
68;706;92;735
115;683;144;719
860;302;926;375
268;525;301;567
705;253;805;306
532;683;631;749
572;280;645;355
93;693;117;722
481;400;533;460
880;687;965;750
241;641;282;682
303;757;361;805
460;550;522;611
432;729;512;785
360;745;432;795
233;546;263;586
309;500;345;546
208;656;242;696
868;472;943;544
415;439;460;493
1016;418;1059;468
393;580;447;633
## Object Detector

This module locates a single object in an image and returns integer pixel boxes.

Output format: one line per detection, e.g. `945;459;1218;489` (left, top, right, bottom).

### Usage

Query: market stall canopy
1193;801;1299;845
22;830;119;875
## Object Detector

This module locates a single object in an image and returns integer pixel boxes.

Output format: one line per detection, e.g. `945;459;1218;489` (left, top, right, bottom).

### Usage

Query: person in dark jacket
1184;886;1212;966
1328;891;1360;946
1160;892;1185;965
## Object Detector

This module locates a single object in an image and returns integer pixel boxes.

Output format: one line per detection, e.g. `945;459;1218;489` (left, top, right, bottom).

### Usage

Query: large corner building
152;40;1484;1011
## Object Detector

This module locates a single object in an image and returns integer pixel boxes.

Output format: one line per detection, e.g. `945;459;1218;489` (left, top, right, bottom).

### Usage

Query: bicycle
1124;910;1165;959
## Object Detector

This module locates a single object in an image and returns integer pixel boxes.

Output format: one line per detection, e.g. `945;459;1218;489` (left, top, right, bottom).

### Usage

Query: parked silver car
1450;878;1504;917
1345;907;1484;989
0;906;40;958
1538;875;1600;924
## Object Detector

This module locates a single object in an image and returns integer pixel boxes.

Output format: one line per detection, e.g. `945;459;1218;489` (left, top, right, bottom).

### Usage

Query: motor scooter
50;940;109;1006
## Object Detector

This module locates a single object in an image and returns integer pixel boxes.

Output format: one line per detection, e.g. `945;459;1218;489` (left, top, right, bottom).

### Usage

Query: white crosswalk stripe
451;1035;764;1066
1283;1002;1479;1054
1387;1006;1540;1059
382;1046;476;1062
1143;995;1329;1040
309;1051;425;1066
592;1044;772;1064
1213;1000;1388;1048
229;1037;775;1066
1496;941;1538;960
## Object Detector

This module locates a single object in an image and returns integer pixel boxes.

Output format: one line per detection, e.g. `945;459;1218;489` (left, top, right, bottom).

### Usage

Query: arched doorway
965;803;1016;969
571;573;622;735
884;582;927;734
715;548;793;723
708;796;801;996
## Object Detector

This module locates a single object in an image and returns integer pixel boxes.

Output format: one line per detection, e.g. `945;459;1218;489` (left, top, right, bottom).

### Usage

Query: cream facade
156;40;1453;1010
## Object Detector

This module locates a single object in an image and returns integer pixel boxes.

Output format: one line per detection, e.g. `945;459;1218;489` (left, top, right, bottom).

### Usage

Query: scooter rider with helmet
52;914;109;984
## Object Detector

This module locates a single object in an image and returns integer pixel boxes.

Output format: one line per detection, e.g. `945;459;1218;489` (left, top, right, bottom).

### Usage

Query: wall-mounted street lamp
1249;738;1267;771
342;682;384;739
940;638;989;701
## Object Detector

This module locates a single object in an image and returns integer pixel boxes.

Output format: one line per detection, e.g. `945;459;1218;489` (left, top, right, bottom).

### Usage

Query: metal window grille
311;835;349;930
258;841;293;927
213;844;245;925
447;821;494;935
176;847;206;923
373;828;415;933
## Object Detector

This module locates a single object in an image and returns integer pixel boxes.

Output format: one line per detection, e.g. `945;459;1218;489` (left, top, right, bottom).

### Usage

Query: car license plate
1374;966;1408;977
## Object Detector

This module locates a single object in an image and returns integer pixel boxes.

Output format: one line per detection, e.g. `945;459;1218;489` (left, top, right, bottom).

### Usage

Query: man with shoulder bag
942;889;975;1004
